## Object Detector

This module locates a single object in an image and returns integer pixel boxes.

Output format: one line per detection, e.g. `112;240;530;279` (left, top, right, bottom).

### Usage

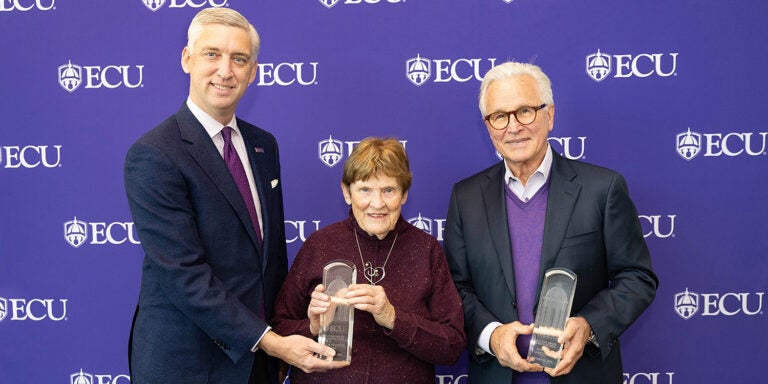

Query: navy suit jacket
125;103;287;384
444;151;658;384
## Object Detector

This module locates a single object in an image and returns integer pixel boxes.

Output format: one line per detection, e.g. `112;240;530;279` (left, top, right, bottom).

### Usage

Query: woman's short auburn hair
342;137;412;192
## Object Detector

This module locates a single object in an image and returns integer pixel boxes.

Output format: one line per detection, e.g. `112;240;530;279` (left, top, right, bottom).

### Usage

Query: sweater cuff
383;311;415;346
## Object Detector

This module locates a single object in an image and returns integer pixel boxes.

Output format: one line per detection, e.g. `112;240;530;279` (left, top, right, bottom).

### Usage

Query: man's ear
181;47;191;74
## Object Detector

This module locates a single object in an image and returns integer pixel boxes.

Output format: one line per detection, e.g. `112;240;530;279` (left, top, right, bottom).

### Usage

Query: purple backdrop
1;1;766;383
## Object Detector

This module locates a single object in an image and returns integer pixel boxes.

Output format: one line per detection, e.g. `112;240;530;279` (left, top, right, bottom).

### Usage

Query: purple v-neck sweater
505;182;550;384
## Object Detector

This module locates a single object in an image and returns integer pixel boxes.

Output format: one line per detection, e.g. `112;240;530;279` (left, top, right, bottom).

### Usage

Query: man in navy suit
124;8;346;384
444;62;658;384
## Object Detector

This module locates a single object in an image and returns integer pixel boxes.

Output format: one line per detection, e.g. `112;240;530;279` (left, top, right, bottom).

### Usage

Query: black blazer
444;151;657;383
125;103;287;383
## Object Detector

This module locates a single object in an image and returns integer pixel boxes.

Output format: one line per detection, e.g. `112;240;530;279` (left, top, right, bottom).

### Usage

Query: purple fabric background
1;1;766;383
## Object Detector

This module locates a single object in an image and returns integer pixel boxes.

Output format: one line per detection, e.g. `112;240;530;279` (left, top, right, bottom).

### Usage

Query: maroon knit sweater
271;215;466;384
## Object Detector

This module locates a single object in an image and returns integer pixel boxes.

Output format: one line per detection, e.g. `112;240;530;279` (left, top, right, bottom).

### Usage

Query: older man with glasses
444;61;658;384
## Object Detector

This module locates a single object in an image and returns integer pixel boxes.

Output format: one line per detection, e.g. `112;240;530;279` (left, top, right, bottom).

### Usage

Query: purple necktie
221;126;263;245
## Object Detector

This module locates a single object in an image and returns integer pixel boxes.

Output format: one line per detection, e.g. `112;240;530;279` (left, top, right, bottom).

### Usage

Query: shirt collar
504;143;553;185
186;97;239;139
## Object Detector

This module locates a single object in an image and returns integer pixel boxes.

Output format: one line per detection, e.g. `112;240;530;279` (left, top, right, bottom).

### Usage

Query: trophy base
527;328;563;368
318;322;351;362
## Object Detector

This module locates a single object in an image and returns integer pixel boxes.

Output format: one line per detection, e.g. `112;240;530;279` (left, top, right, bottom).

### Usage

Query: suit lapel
238;121;270;269
482;163;517;299
175;104;263;254
540;153;581;282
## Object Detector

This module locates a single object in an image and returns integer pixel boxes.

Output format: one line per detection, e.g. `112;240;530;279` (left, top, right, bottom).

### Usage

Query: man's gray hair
187;8;260;60
478;61;554;116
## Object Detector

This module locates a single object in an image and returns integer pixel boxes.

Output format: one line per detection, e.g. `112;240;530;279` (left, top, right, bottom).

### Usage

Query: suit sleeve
577;173;658;360
125;141;267;364
444;185;500;363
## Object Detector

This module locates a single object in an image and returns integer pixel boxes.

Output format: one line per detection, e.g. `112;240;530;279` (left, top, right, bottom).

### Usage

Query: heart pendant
364;264;386;285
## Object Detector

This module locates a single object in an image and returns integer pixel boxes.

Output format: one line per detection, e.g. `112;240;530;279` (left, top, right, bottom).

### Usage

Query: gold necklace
353;229;398;286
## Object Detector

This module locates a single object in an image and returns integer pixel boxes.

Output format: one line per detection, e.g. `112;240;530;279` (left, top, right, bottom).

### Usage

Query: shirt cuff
477;322;502;356
250;326;272;352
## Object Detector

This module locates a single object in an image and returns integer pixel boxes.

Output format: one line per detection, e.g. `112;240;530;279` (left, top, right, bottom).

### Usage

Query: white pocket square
271;179;279;189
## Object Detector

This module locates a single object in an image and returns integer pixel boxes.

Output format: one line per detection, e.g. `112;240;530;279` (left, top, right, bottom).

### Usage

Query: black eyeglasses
483;104;547;130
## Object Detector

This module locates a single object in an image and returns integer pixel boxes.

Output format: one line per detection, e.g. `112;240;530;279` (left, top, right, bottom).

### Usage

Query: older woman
271;137;465;384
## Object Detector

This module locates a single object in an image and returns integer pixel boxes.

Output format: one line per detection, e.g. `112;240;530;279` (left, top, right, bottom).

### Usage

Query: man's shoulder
237;118;274;139
131;114;182;147
555;155;622;181
453;162;504;189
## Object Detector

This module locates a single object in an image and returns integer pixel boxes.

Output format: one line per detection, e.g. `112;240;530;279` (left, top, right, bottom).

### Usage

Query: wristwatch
585;328;597;346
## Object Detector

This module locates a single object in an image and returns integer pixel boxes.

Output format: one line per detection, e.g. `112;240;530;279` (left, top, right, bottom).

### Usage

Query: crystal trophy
527;268;577;368
318;260;356;362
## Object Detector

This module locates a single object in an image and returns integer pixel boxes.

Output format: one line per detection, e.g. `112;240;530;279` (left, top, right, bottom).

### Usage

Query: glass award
527;268;577;368
318;260;356;362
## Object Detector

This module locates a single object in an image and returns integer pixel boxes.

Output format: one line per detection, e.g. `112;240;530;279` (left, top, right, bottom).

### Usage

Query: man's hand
258;331;349;373
544;316;591;377
490;322;544;373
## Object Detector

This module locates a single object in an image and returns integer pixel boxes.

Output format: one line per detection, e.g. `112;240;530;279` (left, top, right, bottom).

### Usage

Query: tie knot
221;126;233;144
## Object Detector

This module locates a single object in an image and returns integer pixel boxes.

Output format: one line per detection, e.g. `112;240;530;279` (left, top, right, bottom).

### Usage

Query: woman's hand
345;283;396;329
307;284;330;335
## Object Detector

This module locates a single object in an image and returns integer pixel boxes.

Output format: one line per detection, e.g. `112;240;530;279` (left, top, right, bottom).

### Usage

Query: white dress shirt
186;98;264;239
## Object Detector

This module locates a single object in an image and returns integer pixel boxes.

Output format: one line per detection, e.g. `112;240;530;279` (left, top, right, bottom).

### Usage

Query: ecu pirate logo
0;298;7;321
58;61;83;93
674;288;699;320
141;0;166;11
676;128;702;160
64;217;88;248
586;49;612;82
71;369;93;384
406;54;431;86
318;135;343;168
408;213;432;235
319;0;340;8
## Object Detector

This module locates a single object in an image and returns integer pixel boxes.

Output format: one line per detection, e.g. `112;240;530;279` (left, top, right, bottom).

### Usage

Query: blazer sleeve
576;173;658;360
444;184;503;363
